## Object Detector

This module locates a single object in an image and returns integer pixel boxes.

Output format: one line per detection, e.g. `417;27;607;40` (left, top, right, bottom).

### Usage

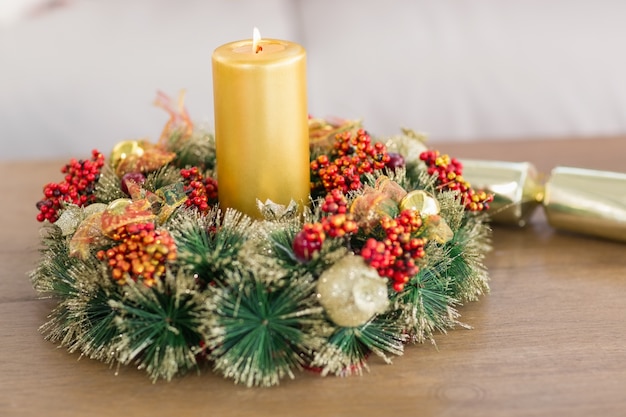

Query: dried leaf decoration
308;116;359;150
69;210;106;259
350;176;407;231
155;90;194;144
100;198;156;236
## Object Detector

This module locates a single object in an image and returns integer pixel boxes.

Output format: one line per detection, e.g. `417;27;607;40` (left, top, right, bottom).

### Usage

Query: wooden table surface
2;137;625;417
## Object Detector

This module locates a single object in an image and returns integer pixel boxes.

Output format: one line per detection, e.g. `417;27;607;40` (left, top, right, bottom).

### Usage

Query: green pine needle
94;163;126;203
111;271;207;381
442;216;491;302
204;271;324;387
266;226;350;277
30;224;79;297
168;207;253;285
166;129;216;170
395;262;460;343
36;257;120;361
311;314;407;376
143;165;183;192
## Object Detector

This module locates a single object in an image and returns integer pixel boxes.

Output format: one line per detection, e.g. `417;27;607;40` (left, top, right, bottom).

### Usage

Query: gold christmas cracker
460;160;543;227
461;160;626;243
543;167;626;242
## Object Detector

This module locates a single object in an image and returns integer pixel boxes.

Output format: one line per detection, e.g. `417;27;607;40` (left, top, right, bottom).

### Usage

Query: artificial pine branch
168;207;253;286
203;270;325;387
394;263;461;343
310;314;407;376
37;257;120;360
266;225;350;277
143;165;183;192
166;129;216;170
94;163;126;203
443;216;491;302
110;270;207;381
30;223;78;297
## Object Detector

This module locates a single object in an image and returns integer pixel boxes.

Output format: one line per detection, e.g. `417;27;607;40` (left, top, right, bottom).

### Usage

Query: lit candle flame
252;27;262;53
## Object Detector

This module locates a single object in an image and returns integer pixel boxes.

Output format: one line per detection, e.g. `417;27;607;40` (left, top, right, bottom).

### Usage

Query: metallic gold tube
212;36;309;218
461;160;543;226
543;167;626;242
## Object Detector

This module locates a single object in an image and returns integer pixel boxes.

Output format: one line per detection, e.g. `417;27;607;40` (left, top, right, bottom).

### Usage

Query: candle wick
255;44;263;54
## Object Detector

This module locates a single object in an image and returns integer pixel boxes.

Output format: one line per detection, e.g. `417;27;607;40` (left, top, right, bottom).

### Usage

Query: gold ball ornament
111;139;177;176
316;254;390;327
110;140;145;168
399;190;454;243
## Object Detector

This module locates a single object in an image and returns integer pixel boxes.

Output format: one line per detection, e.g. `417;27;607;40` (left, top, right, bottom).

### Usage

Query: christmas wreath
31;93;493;387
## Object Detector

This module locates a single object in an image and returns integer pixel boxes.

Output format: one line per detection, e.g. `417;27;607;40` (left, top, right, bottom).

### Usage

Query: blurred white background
2;0;626;160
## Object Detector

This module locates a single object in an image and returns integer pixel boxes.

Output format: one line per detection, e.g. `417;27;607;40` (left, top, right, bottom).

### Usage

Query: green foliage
266;225;350;278
204;271;324;387
311;314;407;376
30;224;78;297
166;129;216;170
110;272;207;381
396;266;460;343
36;256;120;359
169;208;252;285
392;218;490;343
143;165;183;192
94;163;126;203
442;215;491;302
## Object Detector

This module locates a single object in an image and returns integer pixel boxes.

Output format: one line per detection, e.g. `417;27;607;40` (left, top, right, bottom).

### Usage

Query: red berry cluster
292;213;358;262
96;222;177;287
419;150;493;212
321;189;348;214
310;129;391;195
359;209;426;292
292;223;325;262
180;167;218;213
36;150;105;223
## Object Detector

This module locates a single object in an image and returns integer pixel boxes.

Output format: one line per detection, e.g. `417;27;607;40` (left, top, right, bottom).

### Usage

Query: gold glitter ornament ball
316;254;390;327
110;140;144;168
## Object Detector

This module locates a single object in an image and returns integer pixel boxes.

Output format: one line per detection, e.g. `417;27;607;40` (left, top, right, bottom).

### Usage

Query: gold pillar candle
212;29;309;218
543;167;626;242
461;160;543;226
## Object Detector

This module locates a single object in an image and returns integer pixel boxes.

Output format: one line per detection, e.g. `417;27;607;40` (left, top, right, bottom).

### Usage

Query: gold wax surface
212;39;309;218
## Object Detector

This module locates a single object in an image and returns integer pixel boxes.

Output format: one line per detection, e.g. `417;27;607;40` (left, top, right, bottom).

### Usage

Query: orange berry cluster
36;150;105;223
419;150;493;212
310;129;390;195
180;167;218;213
359;209;427;292
322;213;358;238
96;222;177;287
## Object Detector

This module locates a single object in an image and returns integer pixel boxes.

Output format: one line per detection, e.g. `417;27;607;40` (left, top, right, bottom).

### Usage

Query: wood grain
2;137;626;417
